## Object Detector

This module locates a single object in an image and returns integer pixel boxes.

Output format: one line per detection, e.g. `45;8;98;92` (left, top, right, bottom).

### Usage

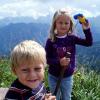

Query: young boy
5;40;56;100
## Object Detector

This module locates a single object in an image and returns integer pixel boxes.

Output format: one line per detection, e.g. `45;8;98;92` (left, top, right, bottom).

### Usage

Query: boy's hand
45;93;56;100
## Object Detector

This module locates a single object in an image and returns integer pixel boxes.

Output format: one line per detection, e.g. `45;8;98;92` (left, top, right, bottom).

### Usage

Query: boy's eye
21;69;29;73
34;67;42;72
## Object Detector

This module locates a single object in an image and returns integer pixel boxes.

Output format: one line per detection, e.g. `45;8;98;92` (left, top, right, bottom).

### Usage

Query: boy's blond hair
49;10;74;41
11;40;46;69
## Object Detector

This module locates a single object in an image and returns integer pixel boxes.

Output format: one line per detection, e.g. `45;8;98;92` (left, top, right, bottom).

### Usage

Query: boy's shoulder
8;79;30;92
5;79;46;100
5;79;30;99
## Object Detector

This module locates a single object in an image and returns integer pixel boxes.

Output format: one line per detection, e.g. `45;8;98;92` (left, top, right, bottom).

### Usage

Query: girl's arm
75;22;93;46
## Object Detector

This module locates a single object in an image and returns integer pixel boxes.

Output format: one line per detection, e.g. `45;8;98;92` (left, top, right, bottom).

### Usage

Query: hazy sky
0;0;99;19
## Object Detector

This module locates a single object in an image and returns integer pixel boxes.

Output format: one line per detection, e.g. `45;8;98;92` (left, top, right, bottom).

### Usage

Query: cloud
0;1;43;18
0;0;99;19
91;4;97;8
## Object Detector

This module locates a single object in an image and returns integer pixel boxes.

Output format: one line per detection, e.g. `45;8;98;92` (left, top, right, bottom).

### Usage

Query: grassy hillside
0;58;100;100
72;66;100;100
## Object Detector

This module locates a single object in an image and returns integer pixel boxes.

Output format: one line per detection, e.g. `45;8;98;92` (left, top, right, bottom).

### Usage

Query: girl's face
55;15;71;36
13;62;44;89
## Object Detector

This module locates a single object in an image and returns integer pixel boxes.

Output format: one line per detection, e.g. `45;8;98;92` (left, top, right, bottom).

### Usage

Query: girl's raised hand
82;20;90;30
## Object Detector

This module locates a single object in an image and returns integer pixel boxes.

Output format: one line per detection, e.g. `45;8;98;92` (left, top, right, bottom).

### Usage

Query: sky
0;0;100;19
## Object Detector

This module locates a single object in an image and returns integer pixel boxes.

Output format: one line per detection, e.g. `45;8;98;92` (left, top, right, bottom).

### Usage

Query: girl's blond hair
11;40;46;69
49;10;74;41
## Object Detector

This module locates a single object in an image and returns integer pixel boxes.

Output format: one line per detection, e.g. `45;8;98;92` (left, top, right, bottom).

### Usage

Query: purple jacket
45;29;93;77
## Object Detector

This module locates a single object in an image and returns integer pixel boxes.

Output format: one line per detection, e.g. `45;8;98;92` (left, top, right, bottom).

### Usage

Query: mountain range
0;15;100;56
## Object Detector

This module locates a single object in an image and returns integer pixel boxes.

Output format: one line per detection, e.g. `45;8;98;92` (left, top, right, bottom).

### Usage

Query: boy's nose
28;71;36;77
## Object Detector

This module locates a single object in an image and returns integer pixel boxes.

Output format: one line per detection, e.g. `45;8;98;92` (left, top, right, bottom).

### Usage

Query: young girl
45;10;93;100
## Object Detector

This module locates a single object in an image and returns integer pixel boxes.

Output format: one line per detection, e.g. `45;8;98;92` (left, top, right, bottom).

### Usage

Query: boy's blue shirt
5;79;46;100
45;29;93;77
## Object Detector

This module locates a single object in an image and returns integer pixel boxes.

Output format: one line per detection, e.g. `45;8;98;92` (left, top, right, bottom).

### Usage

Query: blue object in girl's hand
74;13;88;24
74;13;83;19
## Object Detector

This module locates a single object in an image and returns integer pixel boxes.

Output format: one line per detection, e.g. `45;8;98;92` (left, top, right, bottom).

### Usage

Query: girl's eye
65;22;69;25
59;22;63;24
59;22;69;25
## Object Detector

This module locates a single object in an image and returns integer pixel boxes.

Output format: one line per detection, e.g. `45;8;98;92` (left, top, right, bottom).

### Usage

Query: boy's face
13;62;45;89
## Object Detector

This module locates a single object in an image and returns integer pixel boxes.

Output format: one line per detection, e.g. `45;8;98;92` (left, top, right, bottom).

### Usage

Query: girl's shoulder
66;34;78;42
46;38;53;43
67;34;77;39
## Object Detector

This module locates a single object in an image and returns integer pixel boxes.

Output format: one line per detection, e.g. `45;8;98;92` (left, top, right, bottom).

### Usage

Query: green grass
0;58;16;87
0;58;100;100
72;68;100;100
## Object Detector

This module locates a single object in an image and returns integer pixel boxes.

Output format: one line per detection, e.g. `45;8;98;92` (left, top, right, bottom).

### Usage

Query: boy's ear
11;67;17;75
